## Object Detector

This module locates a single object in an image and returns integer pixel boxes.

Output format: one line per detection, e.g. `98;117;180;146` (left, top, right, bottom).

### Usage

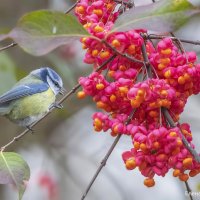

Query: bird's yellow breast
8;87;55;121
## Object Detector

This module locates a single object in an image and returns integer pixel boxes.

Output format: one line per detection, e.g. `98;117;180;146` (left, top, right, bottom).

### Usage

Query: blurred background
0;0;200;199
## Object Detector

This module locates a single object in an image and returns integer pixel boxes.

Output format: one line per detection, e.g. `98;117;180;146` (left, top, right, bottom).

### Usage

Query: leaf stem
0;55;117;151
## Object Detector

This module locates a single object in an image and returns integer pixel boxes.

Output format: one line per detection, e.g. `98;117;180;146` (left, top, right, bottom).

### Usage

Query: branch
170;32;185;54
102;40;144;64
146;0;195;192
115;0;135;14
162;108;200;163
145;34;200;46
0;42;17;52
141;42;153;78
65;0;80;14
141;28;200;164
185;181;194;200
80;109;136;200
114;0;135;7
0;55;117;152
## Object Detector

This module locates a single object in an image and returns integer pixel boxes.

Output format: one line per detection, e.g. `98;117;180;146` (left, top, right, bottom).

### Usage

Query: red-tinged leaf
111;0;200;33
0;10;90;56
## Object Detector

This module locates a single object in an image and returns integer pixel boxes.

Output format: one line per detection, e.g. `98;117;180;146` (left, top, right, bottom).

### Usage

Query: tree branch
80;109;136;200
0;55;117;152
114;0;135;7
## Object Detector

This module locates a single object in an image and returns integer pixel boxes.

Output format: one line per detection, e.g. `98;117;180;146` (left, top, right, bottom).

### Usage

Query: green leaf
111;0;200;33
2;10;90;56
0;152;30;200
0;52;16;95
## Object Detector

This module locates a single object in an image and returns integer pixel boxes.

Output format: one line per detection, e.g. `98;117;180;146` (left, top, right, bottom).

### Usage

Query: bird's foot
50;102;63;109
26;126;34;134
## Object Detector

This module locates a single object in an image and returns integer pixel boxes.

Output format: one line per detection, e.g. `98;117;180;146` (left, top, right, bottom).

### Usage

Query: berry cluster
75;0;200;186
122;124;200;187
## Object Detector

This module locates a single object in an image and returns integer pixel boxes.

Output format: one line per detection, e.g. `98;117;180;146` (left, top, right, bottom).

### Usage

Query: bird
0;67;65;130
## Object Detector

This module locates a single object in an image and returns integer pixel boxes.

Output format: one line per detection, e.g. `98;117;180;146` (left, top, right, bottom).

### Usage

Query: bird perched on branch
0;67;65;130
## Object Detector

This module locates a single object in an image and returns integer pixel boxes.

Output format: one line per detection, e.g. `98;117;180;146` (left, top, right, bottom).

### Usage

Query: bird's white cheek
47;76;58;95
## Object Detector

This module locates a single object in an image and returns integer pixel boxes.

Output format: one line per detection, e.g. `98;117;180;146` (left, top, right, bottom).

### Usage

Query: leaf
0;152;30;200
0;52;17;95
1;10;90;56
111;0;200;33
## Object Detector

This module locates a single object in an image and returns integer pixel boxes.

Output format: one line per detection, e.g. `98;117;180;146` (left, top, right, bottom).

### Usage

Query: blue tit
0;67;65;129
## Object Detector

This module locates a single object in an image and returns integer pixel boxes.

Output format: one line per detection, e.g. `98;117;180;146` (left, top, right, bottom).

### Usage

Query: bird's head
31;67;65;95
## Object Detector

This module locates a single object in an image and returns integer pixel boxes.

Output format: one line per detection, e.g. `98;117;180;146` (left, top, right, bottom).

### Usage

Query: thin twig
81;134;121;200
162;108;200;163
141;42;153;78
0;42;17;52
116;0;135;13
114;0;135;7
0;55;117;152
185;181;194;200
65;0;80;14
80;109;136;200
102;40;144;64
145;34;200;46
170;32;184;54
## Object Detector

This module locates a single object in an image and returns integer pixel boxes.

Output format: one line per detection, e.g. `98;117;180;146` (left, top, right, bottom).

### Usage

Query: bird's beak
59;87;66;95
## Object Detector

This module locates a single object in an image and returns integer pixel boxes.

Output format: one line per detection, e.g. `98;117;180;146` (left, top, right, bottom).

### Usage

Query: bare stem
162;108;200;163
0;42;17;52
114;0;135;7
141;42;153;78
145;34;200;46
185;181;194;200
102;40;144;64
80;109;136;200
0;55;116;151
81;134;121;200
65;0;80;14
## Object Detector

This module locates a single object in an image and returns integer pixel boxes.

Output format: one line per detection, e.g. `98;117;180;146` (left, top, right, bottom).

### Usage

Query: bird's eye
54;82;59;87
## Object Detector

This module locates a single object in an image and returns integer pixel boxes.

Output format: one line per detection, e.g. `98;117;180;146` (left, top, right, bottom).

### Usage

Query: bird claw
26;126;34;134
51;102;63;109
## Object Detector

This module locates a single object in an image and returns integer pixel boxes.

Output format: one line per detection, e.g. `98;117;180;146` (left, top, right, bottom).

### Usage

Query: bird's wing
0;83;49;104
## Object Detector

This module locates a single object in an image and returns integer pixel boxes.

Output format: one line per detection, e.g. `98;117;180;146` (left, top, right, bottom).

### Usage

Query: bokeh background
0;0;200;199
